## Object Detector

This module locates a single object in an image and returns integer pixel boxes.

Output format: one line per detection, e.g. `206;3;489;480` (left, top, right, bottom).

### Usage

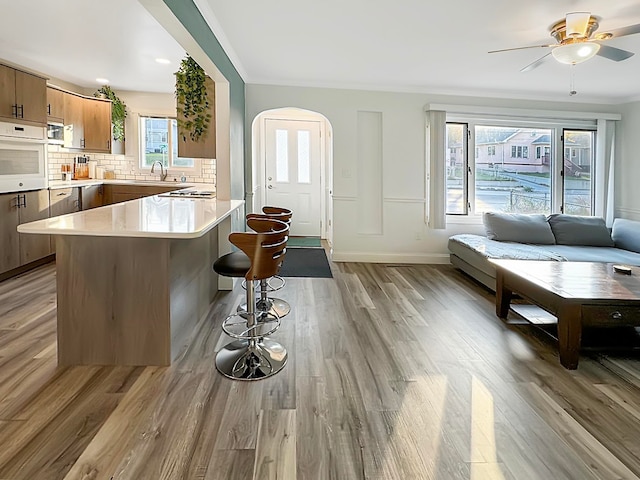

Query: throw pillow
612;218;640;253
483;212;556;244
547;214;613;246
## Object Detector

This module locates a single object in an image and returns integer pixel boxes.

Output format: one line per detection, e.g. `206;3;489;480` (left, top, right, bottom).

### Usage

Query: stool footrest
221;311;281;340
237;297;291;318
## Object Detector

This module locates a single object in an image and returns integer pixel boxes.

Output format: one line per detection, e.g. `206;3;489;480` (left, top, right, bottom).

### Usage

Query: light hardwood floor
2;258;640;479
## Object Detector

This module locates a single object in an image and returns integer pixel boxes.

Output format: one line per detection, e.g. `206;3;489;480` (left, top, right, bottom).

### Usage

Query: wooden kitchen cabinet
50;187;80;217
63;92;84;149
47;86;64;123
83;98;112;152
49;187;79;254
0;190;51;276
177;75;216;159
102;184;181;205
80;185;104;210
0;192;21;274
19;190;52;264
0;64;47;125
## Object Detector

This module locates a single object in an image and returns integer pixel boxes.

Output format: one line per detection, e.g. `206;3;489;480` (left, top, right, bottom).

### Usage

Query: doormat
279;248;333;278
287;236;322;248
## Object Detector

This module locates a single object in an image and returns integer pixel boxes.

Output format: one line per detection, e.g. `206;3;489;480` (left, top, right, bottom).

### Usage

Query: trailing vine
175;55;211;142
94;85;127;142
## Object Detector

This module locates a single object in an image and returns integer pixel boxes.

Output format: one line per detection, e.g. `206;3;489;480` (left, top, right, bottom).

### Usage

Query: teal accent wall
162;0;245;201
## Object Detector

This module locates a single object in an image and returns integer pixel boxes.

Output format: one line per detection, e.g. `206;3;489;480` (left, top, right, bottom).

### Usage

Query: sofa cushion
482;212;555;244
612;218;640;253
547;214;614;246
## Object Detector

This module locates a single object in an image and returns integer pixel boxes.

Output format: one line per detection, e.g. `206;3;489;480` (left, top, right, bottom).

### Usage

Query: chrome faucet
150;161;167;181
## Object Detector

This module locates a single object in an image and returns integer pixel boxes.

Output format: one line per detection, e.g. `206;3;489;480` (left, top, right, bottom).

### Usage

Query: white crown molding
245;78;634;105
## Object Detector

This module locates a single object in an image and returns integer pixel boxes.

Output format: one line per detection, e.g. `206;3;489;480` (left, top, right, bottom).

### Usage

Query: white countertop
48;179;197;189
18;196;244;239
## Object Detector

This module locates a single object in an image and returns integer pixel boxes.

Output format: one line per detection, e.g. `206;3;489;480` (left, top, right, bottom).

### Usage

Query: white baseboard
330;251;450;264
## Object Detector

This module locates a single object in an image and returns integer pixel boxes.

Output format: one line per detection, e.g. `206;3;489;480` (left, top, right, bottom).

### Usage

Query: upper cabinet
63;92;84;149
61;91;113;153
83;98;112;153
47;86;64;123
0;64;47;125
177;76;216;159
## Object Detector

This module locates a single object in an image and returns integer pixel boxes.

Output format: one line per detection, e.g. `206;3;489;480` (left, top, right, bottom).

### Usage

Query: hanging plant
94;85;127;142
175;55;211;142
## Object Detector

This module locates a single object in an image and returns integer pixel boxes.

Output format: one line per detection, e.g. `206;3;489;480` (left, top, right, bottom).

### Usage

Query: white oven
0;122;47;193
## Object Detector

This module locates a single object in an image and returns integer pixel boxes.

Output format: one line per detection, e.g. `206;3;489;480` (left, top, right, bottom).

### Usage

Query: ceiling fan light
551;42;600;64
566;12;591;37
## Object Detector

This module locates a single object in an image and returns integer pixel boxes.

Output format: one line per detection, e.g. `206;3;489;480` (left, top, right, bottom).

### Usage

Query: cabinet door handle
81;138;85;148
18;105;24;118
57;192;68;196
107;139;110;150
20;194;26;208
14;194;20;208
47;104;51;115
11;104;17;118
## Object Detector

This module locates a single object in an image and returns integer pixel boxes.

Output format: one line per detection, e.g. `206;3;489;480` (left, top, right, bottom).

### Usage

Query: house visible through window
140;117;194;169
445;122;595;216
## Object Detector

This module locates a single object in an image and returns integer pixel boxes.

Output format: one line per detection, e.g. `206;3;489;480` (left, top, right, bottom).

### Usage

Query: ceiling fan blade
604;23;640;39
566;12;591;37
596;44;635;61
488;44;553;54
520;52;553;72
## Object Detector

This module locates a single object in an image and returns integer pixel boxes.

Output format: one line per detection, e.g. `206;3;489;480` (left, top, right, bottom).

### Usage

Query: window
445;121;596;216
511;145;528;158
139;117;194;169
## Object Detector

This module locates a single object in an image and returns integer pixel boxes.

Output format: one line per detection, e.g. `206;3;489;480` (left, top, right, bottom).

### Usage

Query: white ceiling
196;0;640;104
1;1;640;103
0;0;185;93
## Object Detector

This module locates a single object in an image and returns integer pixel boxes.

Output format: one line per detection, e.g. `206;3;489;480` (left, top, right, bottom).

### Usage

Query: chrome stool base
216;339;288;380
237;297;291;318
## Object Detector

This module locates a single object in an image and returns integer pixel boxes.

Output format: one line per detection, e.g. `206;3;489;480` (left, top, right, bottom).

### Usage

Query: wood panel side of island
56;235;171;366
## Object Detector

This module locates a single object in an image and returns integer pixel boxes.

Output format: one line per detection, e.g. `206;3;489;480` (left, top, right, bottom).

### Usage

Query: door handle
268;176;273;181
268;185;273;189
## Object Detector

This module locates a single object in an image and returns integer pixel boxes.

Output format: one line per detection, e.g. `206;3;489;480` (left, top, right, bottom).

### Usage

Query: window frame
138;115;201;173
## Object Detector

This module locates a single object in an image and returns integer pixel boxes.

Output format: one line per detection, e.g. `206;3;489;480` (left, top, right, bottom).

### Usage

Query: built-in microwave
0;122;47;193
47;122;64;145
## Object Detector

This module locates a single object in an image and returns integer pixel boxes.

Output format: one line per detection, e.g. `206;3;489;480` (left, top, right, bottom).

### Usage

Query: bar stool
214;218;289;380
243;207;292;318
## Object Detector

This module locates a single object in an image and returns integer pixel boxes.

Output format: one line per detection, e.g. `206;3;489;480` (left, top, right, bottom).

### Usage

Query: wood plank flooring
2;258;640;479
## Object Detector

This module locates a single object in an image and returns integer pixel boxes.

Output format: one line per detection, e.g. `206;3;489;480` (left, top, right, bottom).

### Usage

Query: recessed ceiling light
96;78;109;84
155;58;171;65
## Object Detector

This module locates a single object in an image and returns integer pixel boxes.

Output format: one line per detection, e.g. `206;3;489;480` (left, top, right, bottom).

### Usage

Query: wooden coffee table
492;260;640;369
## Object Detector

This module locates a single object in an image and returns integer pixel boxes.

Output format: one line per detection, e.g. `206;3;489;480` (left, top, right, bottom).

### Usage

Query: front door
265;119;322;236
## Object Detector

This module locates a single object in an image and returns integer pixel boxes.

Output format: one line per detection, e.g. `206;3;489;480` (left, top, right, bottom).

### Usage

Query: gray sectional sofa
448;214;640;291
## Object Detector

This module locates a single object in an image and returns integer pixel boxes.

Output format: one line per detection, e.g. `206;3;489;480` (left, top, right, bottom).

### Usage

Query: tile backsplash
47;146;216;185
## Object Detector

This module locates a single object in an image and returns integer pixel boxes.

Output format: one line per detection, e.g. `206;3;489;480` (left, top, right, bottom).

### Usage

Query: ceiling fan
489;12;640;72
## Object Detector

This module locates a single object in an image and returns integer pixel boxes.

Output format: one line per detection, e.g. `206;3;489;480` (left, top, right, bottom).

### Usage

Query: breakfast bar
18;192;243;366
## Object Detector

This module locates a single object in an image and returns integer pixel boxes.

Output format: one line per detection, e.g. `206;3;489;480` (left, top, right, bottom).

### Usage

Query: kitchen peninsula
18;190;243;366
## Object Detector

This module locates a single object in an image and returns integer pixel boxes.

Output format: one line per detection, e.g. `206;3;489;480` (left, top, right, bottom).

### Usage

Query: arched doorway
250;108;333;245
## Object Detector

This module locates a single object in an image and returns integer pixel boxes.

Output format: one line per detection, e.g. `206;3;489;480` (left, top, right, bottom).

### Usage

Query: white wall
617;100;640;221
246;84;625;263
